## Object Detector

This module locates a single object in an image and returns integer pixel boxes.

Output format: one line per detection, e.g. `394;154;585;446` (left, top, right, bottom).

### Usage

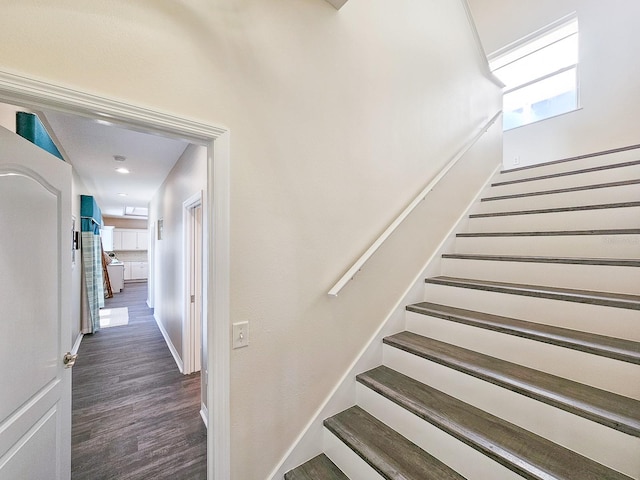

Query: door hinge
191;294;195;303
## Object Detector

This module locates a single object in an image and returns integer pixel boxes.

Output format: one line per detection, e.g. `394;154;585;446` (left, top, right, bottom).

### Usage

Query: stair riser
490;163;640;196
441;258;640;295
405;311;640;399
423;283;640;341
380;347;640;477
499;148;640;183
454;234;640;259
355;385;522;480
323;428;385;480
474;182;640;215
467;206;640;233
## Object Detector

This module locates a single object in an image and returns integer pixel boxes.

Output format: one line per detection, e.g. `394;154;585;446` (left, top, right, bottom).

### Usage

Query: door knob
63;352;78;369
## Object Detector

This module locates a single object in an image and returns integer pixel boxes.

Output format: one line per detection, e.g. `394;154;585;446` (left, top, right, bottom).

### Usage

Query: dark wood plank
482;178;640;202
469;201;640;218
384;332;640;436
72;282;206;480
500;143;640;174
406;302;640;364
324;406;465;480
492;159;640;187
457;229;640;237
358;366;634;480
284;454;349;480
425;276;640;310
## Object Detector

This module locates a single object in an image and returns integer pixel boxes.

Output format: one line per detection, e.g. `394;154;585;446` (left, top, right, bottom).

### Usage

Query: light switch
232;321;249;349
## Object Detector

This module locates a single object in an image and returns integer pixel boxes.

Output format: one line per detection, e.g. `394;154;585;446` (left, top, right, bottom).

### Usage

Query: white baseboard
200;403;209;429
71;332;84;355
154;313;184;373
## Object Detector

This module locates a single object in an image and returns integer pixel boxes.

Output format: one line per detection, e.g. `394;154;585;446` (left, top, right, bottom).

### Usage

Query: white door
0;125;72;479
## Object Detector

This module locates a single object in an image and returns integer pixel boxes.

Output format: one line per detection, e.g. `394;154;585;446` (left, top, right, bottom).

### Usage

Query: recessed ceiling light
115;167;130;174
117;193;128;197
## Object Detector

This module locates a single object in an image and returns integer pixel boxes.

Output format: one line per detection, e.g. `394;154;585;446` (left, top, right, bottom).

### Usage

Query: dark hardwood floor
72;281;207;480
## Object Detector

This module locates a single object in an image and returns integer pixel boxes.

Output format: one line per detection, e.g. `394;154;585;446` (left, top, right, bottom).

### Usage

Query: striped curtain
81;195;104;333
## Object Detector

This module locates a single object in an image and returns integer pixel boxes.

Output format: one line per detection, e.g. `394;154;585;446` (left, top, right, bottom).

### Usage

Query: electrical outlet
513;156;520;165
232;321;249;349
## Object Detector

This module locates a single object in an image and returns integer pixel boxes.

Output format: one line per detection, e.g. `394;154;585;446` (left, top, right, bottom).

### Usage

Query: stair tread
383;331;640;436
441;253;640;267
457;228;640;237
284;454;349;480
492;159;640;187
406;302;640;364
482;178;640;202
500;144;640;174
425;276;640;310
469;201;640;218
358;365;634;480
324;406;465;480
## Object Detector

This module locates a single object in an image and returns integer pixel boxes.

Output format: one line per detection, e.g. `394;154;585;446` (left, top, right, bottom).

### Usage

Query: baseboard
267;161;502;479
200;403;209;429
154;313;184;373
71;332;84;355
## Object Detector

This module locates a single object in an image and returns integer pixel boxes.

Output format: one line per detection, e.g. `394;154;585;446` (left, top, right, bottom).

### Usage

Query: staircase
285;147;640;479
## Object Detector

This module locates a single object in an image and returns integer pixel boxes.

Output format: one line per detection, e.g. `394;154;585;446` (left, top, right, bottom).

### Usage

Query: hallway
71;282;207;480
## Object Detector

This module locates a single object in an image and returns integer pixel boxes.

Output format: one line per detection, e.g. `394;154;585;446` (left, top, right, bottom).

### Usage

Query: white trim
71;332;83;356
154;313;185;373
269;157;504;480
0;69;231;480
328;111;501;297
182;191;204;375
200;403;209;429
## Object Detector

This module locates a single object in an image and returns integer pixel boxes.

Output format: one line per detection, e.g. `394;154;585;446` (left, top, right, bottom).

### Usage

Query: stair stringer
268;163;502;480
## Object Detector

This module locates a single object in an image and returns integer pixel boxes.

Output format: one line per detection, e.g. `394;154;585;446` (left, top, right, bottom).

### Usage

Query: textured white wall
149;144;207;361
0;1;501;477
469;0;640;167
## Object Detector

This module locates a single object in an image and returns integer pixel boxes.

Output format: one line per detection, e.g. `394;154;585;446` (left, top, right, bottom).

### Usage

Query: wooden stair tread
383;332;640;436
441;253;640;267
500;144;640;174
457;228;640;238
492;159;640;187
358;366;634;480
324;406;465;480
469;201;640;218
425;276;640;310
284;454;349;480
482;178;640;202
406;302;640;364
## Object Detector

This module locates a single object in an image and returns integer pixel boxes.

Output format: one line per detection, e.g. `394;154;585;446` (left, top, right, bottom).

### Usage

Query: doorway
0;69;231;480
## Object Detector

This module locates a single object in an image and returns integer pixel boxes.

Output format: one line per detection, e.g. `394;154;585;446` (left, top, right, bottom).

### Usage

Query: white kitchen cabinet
113;230;123;250
123;261;148;280
113;229;148;251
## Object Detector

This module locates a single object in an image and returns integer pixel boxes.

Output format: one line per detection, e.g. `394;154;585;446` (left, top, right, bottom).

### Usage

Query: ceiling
40;109;189;218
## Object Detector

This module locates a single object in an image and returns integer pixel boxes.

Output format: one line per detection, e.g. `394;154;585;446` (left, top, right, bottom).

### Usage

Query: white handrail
328;111;502;297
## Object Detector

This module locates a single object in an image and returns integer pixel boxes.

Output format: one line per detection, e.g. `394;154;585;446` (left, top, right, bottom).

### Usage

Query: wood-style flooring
72;281;207;480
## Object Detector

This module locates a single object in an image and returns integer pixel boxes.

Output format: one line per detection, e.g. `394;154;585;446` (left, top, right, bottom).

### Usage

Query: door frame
0;69;231;480
183;191;204;375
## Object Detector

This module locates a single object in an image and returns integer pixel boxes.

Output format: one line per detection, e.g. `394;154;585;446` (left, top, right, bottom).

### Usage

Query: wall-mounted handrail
328;110;502;297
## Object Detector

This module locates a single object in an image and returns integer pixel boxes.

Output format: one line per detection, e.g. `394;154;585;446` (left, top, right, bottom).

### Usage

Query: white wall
149;143;207;362
469;0;640;168
0;1;501;477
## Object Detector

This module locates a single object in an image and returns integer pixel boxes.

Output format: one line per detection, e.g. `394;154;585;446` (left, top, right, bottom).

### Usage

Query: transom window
489;15;579;130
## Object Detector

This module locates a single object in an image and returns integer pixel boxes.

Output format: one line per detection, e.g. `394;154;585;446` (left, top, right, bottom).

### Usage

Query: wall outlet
232;321;249;349
513;156;520;165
